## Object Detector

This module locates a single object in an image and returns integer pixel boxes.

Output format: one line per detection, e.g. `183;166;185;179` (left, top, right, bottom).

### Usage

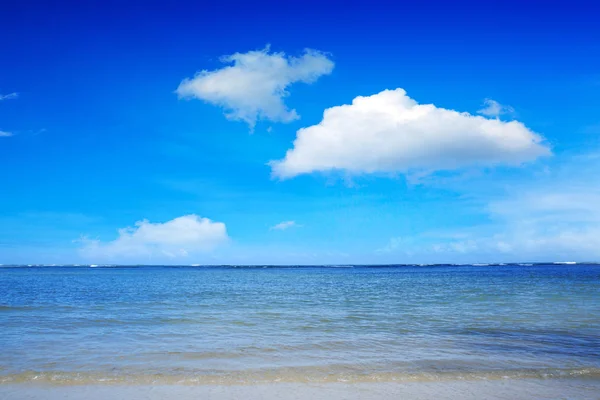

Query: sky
1;0;599;265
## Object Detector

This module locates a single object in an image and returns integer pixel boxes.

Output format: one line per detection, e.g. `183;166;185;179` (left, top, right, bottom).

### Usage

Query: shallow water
3;380;600;400
1;264;599;385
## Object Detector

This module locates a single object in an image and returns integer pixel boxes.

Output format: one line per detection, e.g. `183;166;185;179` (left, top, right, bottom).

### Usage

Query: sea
1;263;599;397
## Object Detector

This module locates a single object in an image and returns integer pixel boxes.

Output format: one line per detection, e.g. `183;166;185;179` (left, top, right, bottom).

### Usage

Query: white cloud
1;93;18;137
270;220;298;231
477;98;514;118
0;92;18;101
80;214;228;261
176;46;334;130
374;150;600;262
376;236;423;257
427;227;600;261
489;191;600;223
402;188;600;261
271;89;550;179
481;188;600;259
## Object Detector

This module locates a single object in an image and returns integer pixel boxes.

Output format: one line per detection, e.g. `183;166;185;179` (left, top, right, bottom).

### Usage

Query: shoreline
2;379;600;400
2;366;599;385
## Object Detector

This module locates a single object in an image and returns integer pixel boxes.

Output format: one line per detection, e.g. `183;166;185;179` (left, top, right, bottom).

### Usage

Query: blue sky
1;0;599;265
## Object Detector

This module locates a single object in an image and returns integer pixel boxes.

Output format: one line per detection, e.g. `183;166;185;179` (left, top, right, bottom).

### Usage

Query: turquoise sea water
1;264;599;385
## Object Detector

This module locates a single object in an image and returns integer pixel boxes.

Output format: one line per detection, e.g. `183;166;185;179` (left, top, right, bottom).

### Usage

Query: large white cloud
176;46;334;130
80;214;228;261
271;89;550;178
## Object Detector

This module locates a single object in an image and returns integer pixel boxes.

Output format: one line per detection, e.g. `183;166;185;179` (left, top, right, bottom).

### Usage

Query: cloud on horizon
176;46;334;130
271;89;549;179
377;152;600;262
80;214;229;261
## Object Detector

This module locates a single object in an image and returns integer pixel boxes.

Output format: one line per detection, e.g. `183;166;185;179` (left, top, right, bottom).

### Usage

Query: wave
0;305;34;312
2;263;600;269
1;367;599;386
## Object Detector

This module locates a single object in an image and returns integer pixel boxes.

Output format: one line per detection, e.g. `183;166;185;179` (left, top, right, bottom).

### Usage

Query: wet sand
2;379;600;400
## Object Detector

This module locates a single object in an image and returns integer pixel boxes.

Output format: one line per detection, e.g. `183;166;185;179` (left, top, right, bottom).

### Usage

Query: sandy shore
2;379;600;400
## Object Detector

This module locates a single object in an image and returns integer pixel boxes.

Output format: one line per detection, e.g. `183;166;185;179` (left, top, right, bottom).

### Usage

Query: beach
2;380;600;400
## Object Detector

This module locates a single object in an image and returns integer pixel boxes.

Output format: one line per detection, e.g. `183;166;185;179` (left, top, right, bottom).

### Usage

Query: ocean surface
1;264;599;386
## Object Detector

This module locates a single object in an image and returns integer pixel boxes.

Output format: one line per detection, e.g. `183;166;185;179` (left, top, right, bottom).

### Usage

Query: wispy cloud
0;92;18;101
375;148;600;262
1;92;18;137
477;98;514;118
376;237;409;254
270;220;299;231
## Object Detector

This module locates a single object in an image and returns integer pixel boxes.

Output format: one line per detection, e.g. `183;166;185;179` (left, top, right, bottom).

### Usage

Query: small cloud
0;92;18;101
1;93;19;138
80;214;229;261
270;220;299;231
376;237;405;254
176;45;334;131
477;98;514;118
431;239;480;254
